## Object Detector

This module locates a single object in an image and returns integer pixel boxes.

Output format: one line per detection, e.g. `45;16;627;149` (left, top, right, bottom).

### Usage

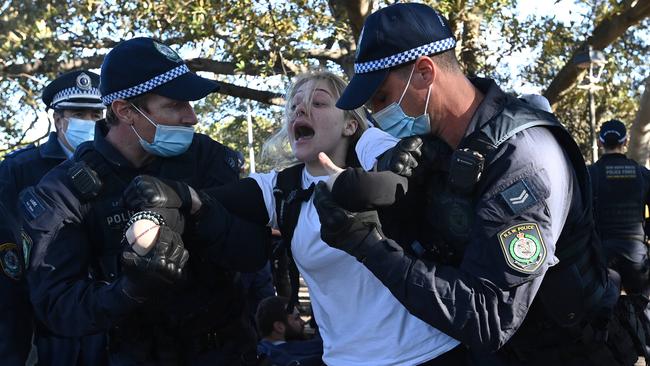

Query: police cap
337;3;456;110
42;70;104;110
100;37;219;105
599;119;627;146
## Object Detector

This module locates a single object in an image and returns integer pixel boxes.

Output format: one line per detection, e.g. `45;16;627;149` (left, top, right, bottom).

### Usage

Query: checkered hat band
101;64;189;105
354;37;456;74
52;87;102;106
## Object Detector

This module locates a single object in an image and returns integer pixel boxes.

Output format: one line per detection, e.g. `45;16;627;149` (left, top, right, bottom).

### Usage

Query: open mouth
293;122;315;141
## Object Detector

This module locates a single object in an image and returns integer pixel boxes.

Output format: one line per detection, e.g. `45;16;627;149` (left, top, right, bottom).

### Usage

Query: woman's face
287;79;355;164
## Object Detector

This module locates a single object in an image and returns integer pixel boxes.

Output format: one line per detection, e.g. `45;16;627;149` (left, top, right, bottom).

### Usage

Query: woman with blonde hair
248;71;458;365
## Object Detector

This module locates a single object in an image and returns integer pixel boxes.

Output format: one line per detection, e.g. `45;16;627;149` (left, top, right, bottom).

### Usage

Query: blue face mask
131;104;195;157
64;118;96;151
372;65;432;139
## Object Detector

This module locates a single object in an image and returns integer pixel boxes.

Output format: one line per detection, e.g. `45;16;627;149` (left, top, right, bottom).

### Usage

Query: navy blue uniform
589;153;650;295
22;123;269;365
0;132;66;365
334;79;613;364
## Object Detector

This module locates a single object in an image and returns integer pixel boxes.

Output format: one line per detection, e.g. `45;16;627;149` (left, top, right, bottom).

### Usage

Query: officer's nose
180;102;198;126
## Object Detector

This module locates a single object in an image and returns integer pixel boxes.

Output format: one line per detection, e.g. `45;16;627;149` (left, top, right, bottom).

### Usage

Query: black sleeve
331;168;409;212
189;139;271;272
201;178;270;226
190;194;271;272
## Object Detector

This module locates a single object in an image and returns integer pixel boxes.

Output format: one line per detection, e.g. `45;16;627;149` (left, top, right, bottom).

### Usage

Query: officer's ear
272;320;286;335
52;109;65;132
111;99;136;125
412;56;435;90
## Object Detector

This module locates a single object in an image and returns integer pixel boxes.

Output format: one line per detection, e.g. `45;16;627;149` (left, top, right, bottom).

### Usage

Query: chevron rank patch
498;223;546;274
0;243;23;280
499;180;537;215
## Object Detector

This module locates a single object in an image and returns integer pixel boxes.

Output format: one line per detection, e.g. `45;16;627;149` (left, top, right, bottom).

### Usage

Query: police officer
0;69;104;365
21;37;269;365
589;120;650;308
313;3;627;365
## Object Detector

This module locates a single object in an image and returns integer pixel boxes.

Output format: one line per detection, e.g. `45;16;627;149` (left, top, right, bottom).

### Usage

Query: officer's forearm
200;177;269;225
332;168;409;211
359;238;533;352
192;196;270;271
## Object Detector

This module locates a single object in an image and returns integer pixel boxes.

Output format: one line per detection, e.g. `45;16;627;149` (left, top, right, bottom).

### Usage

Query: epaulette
4;144;37;159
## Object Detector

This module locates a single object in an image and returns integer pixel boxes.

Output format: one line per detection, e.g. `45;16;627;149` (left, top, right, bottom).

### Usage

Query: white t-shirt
250;169;459;366
355;127;399;171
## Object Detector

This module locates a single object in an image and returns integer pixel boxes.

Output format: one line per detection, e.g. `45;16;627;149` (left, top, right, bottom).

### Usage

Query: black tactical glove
313;182;384;261
120;225;189;302
376;134;452;177
123;175;192;212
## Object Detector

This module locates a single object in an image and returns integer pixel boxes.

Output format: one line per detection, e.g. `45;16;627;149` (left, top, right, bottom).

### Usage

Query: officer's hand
376;135;452;177
376;135;422;177
123;175;192;212
120;226;189;301
313;182;384;261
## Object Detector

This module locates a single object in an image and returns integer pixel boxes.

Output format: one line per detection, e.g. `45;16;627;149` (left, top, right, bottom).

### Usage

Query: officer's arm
331;168;409;211
23;187;139;337
190;191;271;272
0;215;32;364
200;178;270;226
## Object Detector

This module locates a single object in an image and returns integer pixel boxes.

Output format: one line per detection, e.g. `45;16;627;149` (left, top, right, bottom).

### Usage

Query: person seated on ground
255;296;324;366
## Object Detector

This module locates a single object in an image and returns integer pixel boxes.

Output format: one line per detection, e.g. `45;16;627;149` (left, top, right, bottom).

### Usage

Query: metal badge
76;72;92;91
153;41;183;63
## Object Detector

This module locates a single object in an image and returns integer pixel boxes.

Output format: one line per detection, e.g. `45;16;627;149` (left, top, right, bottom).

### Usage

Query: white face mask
371;65;432;138
130;104;195;157
64;118;96;150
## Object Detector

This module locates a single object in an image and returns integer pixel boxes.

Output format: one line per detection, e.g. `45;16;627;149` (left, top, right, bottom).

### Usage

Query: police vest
69;146;245;335
589;154;647;242
429;96;608;327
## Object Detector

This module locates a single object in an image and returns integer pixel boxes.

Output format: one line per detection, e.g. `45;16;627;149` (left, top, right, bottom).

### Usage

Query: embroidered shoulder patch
0;243;23;280
499;180;537;215
21;190;46;220
498;222;546;274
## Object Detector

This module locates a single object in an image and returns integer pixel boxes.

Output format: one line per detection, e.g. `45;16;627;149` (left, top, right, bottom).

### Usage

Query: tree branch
217;81;284;106
544;1;650;105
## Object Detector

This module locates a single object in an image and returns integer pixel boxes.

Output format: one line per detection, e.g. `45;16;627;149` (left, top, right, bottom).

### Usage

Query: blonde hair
261;71;368;169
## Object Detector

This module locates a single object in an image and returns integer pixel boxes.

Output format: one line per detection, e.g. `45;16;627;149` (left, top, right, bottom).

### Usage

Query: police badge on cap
42;69;104;110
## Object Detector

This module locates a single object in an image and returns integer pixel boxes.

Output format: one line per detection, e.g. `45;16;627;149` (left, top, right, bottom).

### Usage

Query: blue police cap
100;37;219;105
599;119;627;144
42;70;104;110
337;3;456;110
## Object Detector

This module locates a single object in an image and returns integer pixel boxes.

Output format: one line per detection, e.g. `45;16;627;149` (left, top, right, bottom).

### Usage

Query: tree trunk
459;7;483;77
627;76;650;166
328;0;374;77
544;0;650;106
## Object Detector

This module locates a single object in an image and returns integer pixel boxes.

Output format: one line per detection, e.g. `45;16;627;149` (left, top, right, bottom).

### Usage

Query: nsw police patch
498;222;546;274
0;243;23;280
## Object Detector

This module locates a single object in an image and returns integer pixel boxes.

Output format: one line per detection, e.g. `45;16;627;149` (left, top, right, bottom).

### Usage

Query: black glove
120;226;189;302
376;135;452;177
313;182;384;261
123;175;192;212
376;135;422;177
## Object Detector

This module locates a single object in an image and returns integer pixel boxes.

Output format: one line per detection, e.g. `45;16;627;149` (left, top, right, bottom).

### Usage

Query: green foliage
0;0;648;162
